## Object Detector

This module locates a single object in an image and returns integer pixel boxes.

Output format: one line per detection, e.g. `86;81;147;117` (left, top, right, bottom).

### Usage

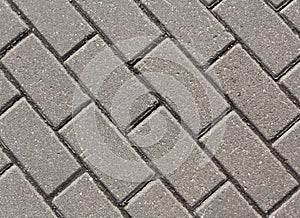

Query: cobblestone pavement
0;0;299;217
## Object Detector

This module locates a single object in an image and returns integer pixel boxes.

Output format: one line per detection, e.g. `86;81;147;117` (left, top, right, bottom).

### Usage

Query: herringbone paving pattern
0;0;299;217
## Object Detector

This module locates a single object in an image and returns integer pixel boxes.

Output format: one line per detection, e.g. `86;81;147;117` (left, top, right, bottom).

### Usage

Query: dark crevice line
191;179;228;210
276;12;300;38
275;54;300;81
276;0;295;11
265;0;295;12
267;185;300;215
0;94;23;116
61;31;97;62
278;83;300;109
0;138;64;218
0;29;30;59
201;0;223;10
47;168;85;201
0;162;13;176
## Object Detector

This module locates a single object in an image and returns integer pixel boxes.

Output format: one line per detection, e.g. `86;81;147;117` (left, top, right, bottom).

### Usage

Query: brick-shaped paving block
129;107;225;205
0;0;26;49
282;0;300;31
136;39;229;135
2;35;89;127
143;0;233;65
214;0;300;76
207;45;299;139
196;182;259;217
274;121;300;175
76;0;161;59
60;104;153;200
201;112;298;211
0;150;10;171
281;63;300;102
0;69;19;109
271;190;300;217
66;36;157;130
126;180;191;218
54;173;122;217
0;99;80;194
0;166;55;217
14;0;93;55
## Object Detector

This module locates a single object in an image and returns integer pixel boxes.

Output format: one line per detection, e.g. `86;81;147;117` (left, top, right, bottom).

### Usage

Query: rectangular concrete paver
0;0;26;49
280;62;300;102
76;0;161;59
14;0;93;56
126;180;192;218
2;35;89;127
274;121;300;175
60;104;154;201
201;112;298;211
0;69;19;109
207;45;299;140
136;39;229;135
214;0;300;76
54;173;122;218
0;99;80;194
196;182;260;218
66;36;158;130
282;0;300;31
0;166;55;218
0;150;10;171
129;107;226;205
271;189;300;218
142;0;233;65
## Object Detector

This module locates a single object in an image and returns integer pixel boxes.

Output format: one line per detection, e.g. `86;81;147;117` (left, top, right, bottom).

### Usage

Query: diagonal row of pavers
0;0;300;217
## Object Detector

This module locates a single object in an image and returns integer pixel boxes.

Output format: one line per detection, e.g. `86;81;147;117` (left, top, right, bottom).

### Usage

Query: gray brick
126;180;191;218
196;182;259;218
136;39;229;135
281;62;300;102
0;69;19;108
2;35;89;127
0;150;10;170
273;121;300;175
129;107;225;205
201;112;298;211
0;0;26;49
66;36;157;130
282;0;300;31
214;0;300;75
60;104;153;200
14;0;93;55
76;0;161;59
54;173;122;218
143;0;233;65
0;166;55;218
271;190;300;218
0;99;80;194
207;45;299;139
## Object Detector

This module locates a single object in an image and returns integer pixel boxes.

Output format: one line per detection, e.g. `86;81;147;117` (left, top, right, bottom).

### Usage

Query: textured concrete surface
0;0;299;217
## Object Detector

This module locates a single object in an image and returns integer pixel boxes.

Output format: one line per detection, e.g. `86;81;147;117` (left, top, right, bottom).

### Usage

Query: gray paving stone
2;35;89;127
207;45;299;140
126;180;192;218
214;0;300;75
281;62;300;102
196;182;260;218
142;0;233;65
0;69;19;109
273;121;300;175
0;99;80;194
271;190;300;218
0;0;26;49
54;173;122;218
129;107;225;205
66;36;157;130
0;166;55;218
269;0;287;7
0;150;10;170
136;39;229;135
76;0;161;59
14;0;93;55
201;112;298;211
60;104;154;200
282;0;300;31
